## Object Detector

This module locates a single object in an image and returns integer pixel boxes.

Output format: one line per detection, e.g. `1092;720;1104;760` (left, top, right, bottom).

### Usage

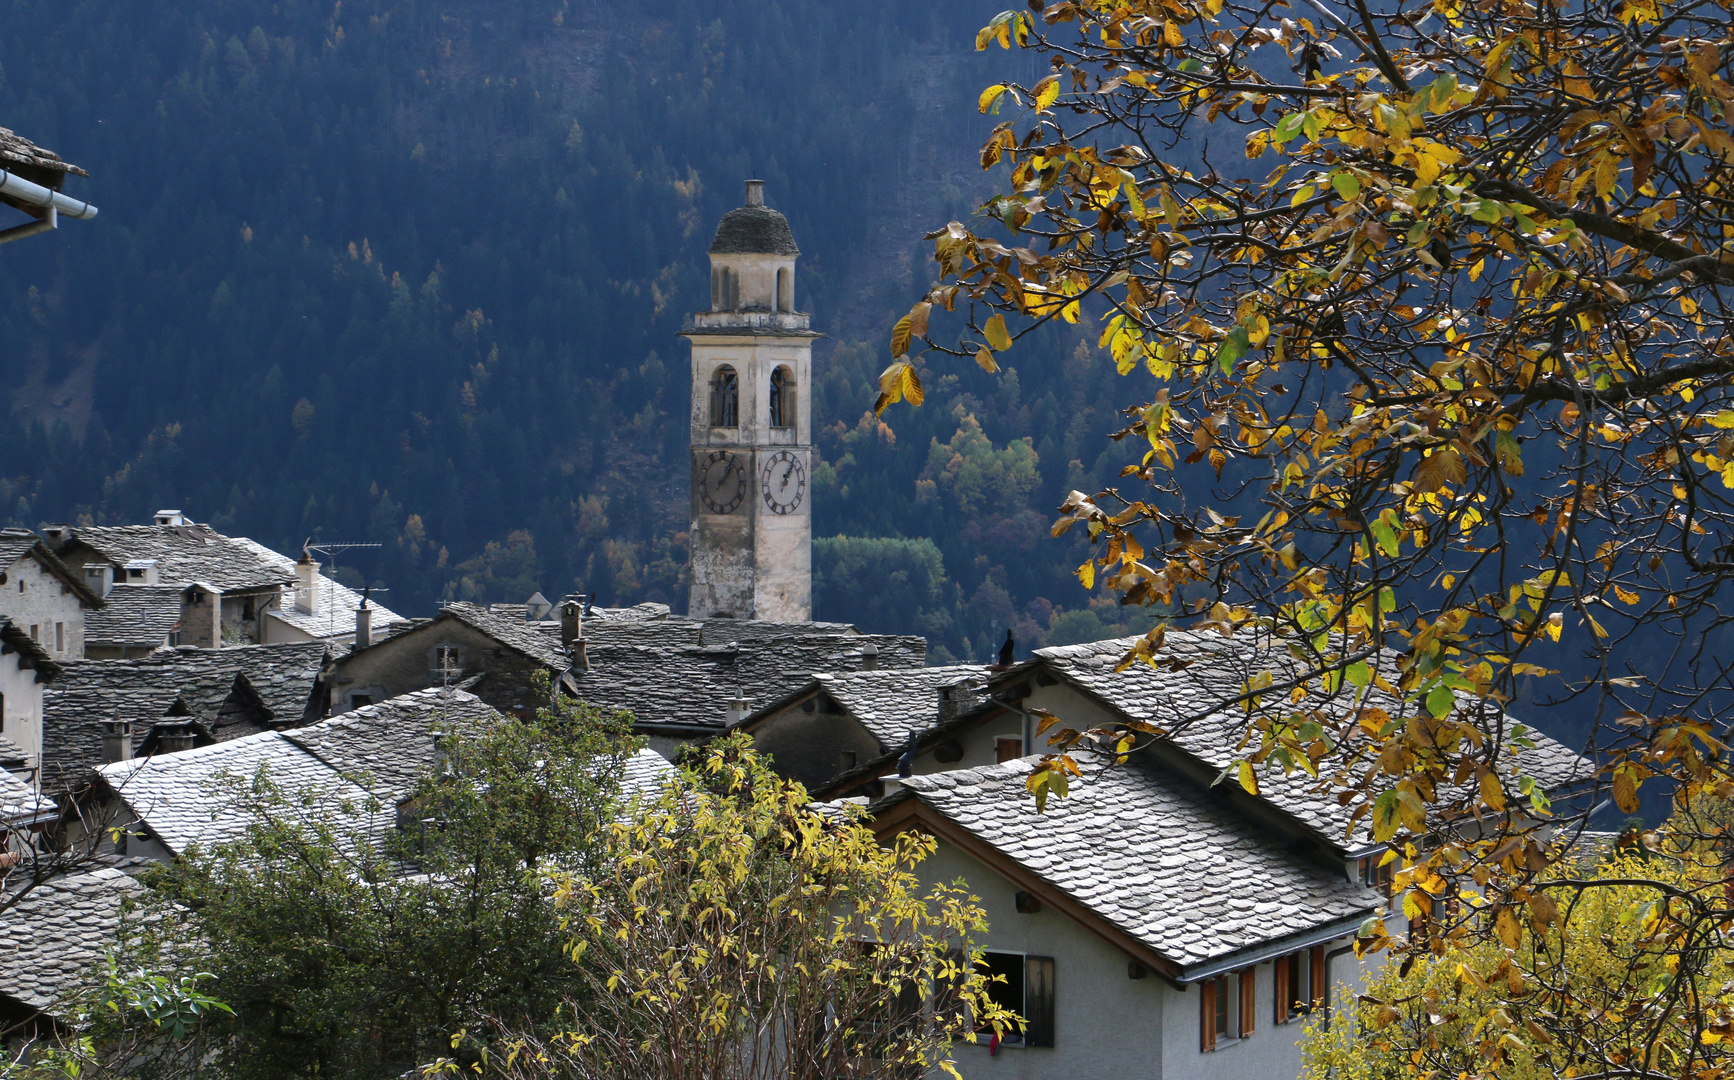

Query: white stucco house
790;632;1591;1078
0;615;62;786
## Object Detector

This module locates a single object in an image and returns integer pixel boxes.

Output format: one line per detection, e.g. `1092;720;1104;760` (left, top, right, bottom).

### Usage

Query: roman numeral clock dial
760;450;806;515
699;450;746;514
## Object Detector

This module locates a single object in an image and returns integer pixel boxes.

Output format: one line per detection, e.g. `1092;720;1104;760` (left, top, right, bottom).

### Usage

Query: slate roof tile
1025;632;1590;844
0;868;140;1020
901;757;1379;970
98;688;499;856
229;538;406;640
569;631;926;732
83;585;184;648
41;644;329;789
69;525;293;592
0;127;88;177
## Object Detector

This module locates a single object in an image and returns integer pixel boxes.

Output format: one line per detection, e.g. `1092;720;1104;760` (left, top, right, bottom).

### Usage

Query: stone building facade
681;181;816;622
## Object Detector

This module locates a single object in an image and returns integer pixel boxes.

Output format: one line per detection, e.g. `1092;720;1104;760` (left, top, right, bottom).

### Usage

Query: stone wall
329;621;553;720
0;553;87;661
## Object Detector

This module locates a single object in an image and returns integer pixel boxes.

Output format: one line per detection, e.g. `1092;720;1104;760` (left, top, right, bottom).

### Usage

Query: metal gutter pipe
0;167;99;219
0;168;98;247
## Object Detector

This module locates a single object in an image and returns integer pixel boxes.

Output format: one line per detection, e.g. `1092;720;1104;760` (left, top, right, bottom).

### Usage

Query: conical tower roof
708;180;799;256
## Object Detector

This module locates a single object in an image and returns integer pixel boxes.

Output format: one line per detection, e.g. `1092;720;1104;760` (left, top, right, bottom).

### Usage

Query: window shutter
1024;956;1056;1048
1239;965;1257;1039
1273;955;1290;1025
1200;978;1217;1052
1310;945;1327;1008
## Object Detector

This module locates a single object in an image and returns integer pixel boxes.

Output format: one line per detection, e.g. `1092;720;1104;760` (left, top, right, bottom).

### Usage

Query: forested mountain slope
0;0;1151;662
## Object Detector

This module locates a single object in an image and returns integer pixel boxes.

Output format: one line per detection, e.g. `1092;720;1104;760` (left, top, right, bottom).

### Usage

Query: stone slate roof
0;766;52;825
83;585;183;648
97;688;498;857
620;747;678;804
439;603;570;667
0;867;142;1023
0;616;60;681
41;644;329;788
1019;633;1591;845
894;758;1380;975
0;126;88;178
571;632;927;734
67;525;293;592
283;687;499;794
743;665;989;750
229;538;407;640
0;528;104;608
710;204;799;255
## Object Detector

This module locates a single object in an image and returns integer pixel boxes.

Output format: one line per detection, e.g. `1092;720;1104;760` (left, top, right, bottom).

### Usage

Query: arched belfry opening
776;267;792;313
710;365;740;427
769;366;794;428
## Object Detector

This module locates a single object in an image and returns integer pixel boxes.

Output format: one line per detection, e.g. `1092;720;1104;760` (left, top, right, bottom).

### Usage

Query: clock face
698;450;747;514
760;450;807;515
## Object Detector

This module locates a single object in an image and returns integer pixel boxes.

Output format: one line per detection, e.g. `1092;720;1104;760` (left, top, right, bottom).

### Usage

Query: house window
1275;952;1313;1023
996;737;1023;763
710;365;740;427
28;624;38;642
431;645;463;680
769;366;794;428
0;691;6;732
839;750;857;772
1201;968;1254;1050
349;693;373;709
55;622;64;652
129;568;145;580
976;952;1055;1049
1358;854;1395;895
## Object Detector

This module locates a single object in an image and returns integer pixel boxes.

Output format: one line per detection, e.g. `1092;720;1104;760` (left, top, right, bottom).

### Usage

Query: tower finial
744;179;764;207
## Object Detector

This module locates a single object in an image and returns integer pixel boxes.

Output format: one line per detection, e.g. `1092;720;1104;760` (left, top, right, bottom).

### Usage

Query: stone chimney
40;523;70;546
295;551;319;615
355;600;373;649
936;679;985;724
744;179;764;206
101;717;133;764
560;596;583;656
725;696;751;726
859;642;879;671
154;510;190;526
157;723;198;755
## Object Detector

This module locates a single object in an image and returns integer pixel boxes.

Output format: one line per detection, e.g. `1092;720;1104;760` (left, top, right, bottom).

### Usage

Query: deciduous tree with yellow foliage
885;0;1734;1070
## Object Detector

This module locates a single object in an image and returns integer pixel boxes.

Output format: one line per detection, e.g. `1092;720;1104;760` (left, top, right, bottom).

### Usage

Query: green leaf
1346;660;1372;688
1330;170;1362;201
1426;684;1456;718
1371;520;1400;558
1273;111;1307;143
1217;325;1250;374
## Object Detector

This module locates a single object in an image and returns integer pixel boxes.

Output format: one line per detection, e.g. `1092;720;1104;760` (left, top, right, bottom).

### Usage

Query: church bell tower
682;180;816;621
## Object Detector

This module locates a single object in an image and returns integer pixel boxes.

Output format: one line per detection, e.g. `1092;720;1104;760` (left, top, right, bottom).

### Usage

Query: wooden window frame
1309;945;1326;1010
995;736;1024;763
1239;965;1256;1039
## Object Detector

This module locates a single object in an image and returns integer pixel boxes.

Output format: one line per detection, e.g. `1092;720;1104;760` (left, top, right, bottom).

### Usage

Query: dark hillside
0;0;1147;661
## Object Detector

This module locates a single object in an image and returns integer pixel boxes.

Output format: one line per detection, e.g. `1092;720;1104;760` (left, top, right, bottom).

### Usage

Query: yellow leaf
1077;560;1095;589
1612;767;1640;813
1237;760;1260;795
909;301;932;339
899;363;924;407
1710;410;1734;428
975;346;1000;373
978;84;1009;113
1478;768;1507;812
1494;906;1523;948
1163;19;1183;47
1544;611;1563;642
1614;584;1641;604
889;314;914;358
1033;75;1060;112
984;313;1012;351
